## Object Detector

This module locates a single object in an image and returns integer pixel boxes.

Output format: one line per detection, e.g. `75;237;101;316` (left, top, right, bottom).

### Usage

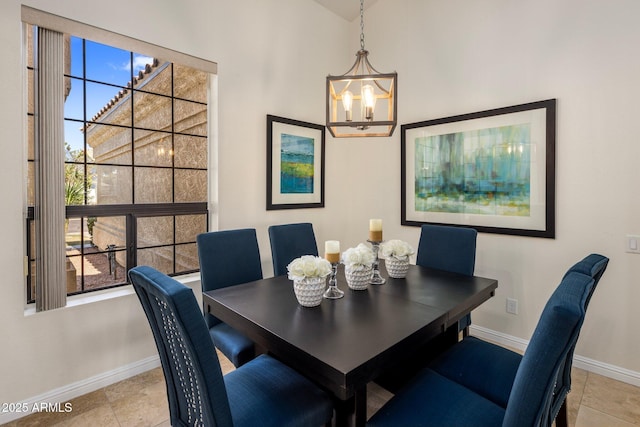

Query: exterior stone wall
87;60;207;274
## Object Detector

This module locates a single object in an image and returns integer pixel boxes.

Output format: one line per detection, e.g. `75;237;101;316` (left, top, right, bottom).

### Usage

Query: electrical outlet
506;297;518;315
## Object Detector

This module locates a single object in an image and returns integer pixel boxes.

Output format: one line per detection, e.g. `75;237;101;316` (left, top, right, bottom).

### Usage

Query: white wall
1;0;638;415
223;0;640;379
353;0;640;374
0;0;349;412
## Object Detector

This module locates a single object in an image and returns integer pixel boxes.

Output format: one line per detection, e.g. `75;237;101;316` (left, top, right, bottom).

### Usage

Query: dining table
202;261;498;427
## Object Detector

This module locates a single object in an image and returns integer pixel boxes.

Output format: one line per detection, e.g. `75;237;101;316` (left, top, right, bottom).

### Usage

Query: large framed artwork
401;99;556;238
267;115;325;210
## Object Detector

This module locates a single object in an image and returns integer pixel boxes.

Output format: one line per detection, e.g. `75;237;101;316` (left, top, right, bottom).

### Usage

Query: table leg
333;385;367;427
354;385;367;427
443;322;461;346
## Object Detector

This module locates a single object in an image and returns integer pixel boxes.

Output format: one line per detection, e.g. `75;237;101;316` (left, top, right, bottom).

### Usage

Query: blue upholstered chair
368;254;608;427
197;229;263;367
129;266;334;427
554;253;609;425
416;224;478;336
268;222;318;277
424;254;608;427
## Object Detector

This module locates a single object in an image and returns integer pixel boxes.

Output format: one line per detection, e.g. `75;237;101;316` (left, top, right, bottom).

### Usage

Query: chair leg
556;399;568;427
462;326;470;338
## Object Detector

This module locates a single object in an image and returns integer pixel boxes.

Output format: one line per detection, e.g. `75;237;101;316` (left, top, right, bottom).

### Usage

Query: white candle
369;219;383;242
325;240;340;263
325;240;340;253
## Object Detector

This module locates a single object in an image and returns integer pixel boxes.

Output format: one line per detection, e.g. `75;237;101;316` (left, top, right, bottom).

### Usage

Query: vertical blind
35;27;67;311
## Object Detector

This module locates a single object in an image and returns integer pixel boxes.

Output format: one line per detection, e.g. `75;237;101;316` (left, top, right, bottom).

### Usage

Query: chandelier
326;0;397;137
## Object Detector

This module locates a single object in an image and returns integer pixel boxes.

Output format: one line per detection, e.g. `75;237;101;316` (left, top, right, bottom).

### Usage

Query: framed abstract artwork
267;115;325;210
401;99;556;238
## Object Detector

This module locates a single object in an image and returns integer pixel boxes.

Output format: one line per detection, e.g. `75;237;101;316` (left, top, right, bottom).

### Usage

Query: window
24;8;215;307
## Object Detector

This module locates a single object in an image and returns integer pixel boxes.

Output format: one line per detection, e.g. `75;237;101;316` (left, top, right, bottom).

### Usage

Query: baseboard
0;355;160;425
470;324;529;352
470;325;640;388
571;354;640;388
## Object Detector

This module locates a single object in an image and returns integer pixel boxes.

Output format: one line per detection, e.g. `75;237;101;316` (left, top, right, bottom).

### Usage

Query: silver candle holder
368;240;386;285
323;261;344;299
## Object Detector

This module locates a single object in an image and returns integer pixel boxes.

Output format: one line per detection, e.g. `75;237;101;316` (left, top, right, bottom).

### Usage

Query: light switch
626;235;640;254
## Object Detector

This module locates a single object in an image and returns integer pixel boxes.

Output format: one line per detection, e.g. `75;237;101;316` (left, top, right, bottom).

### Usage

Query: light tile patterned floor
3;350;639;426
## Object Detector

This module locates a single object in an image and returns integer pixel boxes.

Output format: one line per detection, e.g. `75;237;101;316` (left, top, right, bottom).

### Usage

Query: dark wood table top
203;262;497;426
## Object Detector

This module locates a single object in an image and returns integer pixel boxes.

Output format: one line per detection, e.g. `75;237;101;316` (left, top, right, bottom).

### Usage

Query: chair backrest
197;229;263;328
502;271;597;427
552;253;609;419
129;266;234;427
562;253;608;308
416;224;477;276
268;222;318;276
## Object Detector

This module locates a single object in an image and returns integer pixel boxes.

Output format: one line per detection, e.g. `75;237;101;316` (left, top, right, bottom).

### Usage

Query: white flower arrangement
380;239;415;260
287;255;332;281
341;243;376;271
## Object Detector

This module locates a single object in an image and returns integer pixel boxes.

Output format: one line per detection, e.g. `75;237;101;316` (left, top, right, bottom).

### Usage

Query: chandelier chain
360;0;365;50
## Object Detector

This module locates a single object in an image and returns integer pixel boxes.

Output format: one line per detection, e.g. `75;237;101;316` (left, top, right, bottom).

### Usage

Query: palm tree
64;142;90;206
64;143;94;240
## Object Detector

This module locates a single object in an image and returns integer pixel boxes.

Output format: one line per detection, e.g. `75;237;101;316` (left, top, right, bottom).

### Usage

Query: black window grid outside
25;33;209;303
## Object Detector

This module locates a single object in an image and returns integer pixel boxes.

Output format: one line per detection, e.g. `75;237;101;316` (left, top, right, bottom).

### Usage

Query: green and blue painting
280;133;314;194
415;123;531;216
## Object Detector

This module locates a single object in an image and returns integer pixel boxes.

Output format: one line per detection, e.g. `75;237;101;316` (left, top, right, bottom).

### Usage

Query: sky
64;36;154;152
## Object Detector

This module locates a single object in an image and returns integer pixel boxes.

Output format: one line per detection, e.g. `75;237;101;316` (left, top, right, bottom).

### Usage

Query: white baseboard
470;325;640;388
0;355;160;425
470;324;529;352
572;354;640;388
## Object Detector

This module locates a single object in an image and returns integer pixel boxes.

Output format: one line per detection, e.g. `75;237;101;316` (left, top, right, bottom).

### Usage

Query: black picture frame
401;99;556;238
267;115;325;210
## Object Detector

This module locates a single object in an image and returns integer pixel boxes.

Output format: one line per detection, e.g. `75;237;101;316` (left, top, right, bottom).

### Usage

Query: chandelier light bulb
342;90;353;121
361;84;376;120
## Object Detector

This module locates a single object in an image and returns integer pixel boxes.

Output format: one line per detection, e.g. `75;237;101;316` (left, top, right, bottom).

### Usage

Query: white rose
316;258;331;277
302;257;318;276
381;239;414;259
341;243;375;269
287;255;331;280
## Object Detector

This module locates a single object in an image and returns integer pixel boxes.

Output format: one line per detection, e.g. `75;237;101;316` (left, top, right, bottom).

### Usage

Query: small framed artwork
401;99;556;238
267;115;325;210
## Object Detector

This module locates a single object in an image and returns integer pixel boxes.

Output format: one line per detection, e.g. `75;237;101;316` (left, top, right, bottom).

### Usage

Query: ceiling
312;0;379;21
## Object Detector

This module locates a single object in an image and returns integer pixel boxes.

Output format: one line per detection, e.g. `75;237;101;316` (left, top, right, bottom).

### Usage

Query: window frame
23;6;216;304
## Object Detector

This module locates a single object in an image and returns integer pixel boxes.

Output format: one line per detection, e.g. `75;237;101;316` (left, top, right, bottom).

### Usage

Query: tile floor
3;349;640;427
